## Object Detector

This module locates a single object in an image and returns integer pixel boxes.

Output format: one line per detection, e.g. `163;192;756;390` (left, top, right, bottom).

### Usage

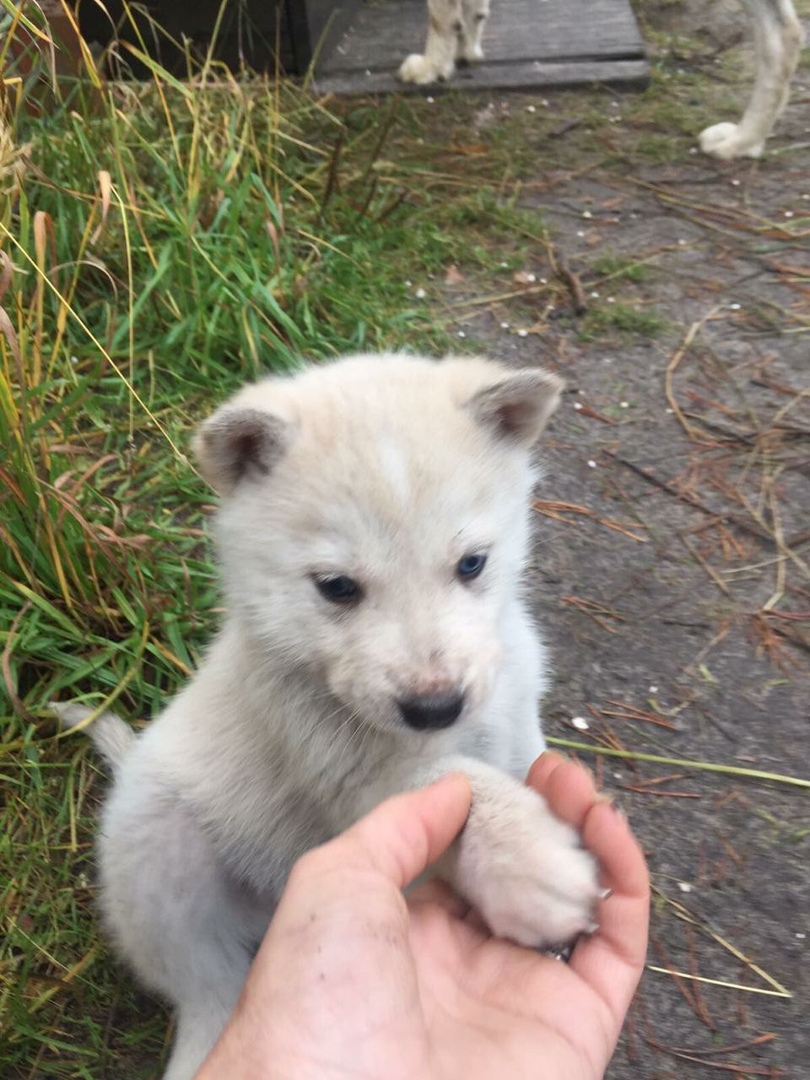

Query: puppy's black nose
397;692;465;731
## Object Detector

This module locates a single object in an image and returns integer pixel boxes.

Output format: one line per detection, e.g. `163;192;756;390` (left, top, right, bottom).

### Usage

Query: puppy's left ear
468;369;564;447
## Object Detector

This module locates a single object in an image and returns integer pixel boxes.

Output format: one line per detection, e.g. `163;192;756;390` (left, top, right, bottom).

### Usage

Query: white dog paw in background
399;51;455;85
399;0;490;86
699;121;765;160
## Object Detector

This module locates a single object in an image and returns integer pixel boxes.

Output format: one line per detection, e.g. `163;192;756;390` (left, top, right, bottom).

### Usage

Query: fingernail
599;887;613;901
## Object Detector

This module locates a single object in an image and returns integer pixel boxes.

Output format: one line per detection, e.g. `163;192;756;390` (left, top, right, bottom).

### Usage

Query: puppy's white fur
399;0;805;160
60;354;601;1080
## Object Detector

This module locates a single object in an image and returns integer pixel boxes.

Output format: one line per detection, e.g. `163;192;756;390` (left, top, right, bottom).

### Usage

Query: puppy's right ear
193;407;290;494
467;369;564;448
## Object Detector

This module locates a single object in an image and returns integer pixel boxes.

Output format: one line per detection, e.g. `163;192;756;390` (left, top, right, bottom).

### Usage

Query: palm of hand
402;889;615;1080
198;755;648;1080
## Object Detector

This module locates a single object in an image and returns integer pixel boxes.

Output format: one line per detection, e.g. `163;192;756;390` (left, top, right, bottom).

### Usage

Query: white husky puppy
59;354;602;1080
399;0;805;160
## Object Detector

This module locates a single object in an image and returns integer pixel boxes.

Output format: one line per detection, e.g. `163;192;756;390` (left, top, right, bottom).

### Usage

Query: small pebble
587;459;597;468
571;716;590;731
517;328;528;337
415;287;426;299
677;882;693;894
500;321;510;329
620;401;629;408
457;330;466;338
573;402;583;410
526;104;537;113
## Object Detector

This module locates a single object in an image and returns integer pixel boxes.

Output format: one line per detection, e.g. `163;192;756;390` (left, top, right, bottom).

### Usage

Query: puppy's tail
51;702;136;771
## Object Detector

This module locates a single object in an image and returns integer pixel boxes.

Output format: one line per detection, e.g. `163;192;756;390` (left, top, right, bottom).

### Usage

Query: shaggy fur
398;0;805;160
58;354;603;1080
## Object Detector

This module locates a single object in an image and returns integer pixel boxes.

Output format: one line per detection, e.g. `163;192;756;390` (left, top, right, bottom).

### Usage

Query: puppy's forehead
285;412;498;531
375;434;412;508
274;360;491;482
266;371;512;559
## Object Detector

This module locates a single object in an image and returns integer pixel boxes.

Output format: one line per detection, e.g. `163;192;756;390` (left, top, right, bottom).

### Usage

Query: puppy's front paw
398;53;453;85
699;121;764;160
453;783;601;948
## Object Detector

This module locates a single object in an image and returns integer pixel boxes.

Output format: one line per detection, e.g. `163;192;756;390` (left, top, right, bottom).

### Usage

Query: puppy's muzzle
397;691;465;731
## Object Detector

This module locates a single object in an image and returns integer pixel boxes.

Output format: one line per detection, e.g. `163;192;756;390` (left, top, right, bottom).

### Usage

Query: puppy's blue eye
457;553;487;581
315;575;361;604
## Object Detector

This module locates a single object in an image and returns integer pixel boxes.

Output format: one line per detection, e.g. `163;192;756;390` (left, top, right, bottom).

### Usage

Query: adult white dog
58;354;602;1080
399;0;805;159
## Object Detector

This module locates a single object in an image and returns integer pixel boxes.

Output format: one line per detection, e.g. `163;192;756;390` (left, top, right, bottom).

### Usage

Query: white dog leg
350;752;600;950
700;0;805;159
163;997;245;1080
434;759;602;947
399;0;463;85
419;760;604;946
459;0;490;63
99;777;263;1080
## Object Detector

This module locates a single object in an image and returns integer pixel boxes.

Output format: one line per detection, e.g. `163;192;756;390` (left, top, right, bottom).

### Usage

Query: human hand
195;753;649;1080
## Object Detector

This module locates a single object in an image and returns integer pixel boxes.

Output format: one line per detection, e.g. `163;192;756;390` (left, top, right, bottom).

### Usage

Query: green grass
579;302;666;341
589;254;650;285
2;0;802;1072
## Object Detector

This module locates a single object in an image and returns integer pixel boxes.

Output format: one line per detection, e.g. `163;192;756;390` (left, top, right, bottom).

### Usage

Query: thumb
307;772;473;890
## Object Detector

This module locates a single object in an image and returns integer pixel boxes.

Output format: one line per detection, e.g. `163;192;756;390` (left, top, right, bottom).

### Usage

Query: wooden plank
317;0;646;81
313;57;649;96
